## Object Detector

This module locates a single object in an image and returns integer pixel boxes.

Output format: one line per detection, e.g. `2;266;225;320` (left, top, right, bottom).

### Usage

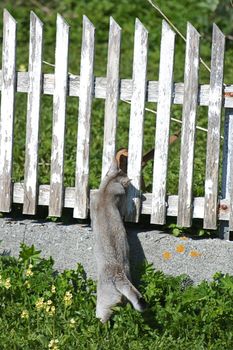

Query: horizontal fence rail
0;9;232;237
1;72;233;107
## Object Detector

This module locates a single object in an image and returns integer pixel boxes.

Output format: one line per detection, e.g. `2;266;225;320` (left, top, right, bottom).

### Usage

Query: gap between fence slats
151;20;175;225
126;19;148;222
73;16;95;219
49;15;69;217
0;10;17;212
101;17;121;178
23;12;43;215
177;23;200;227
204;24;225;229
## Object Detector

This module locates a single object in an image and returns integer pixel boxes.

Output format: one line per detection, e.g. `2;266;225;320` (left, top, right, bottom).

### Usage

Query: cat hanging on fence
90;158;147;323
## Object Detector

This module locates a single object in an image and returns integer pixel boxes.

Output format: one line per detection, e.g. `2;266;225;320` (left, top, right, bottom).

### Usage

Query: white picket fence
0;9;233;238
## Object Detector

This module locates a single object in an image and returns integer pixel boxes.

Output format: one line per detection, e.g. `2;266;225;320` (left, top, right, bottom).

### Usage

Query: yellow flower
162;251;172;260
19;64;27;72
45;304;56;316
64;291;73;306
25;268;33;277
24;280;31;288
4;278;11;289
21;310;29;319
50;306;56;315
45;306;50;313
48;339;59;350
35;297;45;310
69;318;76;327
175;244;186;254
43;299;56;316
51;285;56;294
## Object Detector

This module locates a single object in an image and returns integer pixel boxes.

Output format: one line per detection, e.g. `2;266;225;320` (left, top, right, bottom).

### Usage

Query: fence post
220;108;233;240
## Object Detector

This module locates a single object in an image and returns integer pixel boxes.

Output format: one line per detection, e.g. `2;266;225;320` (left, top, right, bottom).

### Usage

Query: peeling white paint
23;12;43;214
0;10;16;212
102;18;121;178
49;14;69;217
205;179;213;197
74;16;95;219
126;19;148;222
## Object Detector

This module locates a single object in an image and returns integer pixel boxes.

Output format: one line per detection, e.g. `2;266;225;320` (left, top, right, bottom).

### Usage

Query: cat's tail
113;273;147;312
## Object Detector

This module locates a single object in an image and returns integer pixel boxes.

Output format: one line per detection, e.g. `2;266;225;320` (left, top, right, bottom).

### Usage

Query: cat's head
107;158;131;189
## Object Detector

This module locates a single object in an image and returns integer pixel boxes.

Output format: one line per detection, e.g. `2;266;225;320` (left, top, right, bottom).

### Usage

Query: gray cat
90;158;146;323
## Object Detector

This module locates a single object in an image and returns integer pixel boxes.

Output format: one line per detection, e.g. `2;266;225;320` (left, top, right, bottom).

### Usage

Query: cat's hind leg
114;272;147;312
96;281;122;323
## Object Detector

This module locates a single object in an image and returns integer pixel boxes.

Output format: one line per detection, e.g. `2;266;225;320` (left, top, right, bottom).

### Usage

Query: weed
0;245;233;349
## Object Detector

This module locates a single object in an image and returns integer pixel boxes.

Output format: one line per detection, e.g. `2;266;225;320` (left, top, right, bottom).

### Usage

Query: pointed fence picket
204;24;225;230
74;16;95;219
49;15;69;217
0;9;232;237
23;12;43;215
177;23;200;228
126;19;148;223
151;20;175;225
0;10;16;212
101;17;121;179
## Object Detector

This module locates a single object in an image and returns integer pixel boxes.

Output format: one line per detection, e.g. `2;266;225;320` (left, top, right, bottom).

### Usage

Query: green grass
0;0;232;196
0;244;233;349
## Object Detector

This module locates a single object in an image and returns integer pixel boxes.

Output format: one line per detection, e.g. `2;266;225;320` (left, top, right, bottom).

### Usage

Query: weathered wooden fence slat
126;18;148;222
23;12;43;215
49;14;69;217
177;23;200;227
204;24;225;229
151;20;175;225
0;10;17;212
74;16;95;219
101;17;121;178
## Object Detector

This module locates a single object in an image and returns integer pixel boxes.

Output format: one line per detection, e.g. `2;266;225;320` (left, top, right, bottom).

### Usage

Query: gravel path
0;217;233;284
